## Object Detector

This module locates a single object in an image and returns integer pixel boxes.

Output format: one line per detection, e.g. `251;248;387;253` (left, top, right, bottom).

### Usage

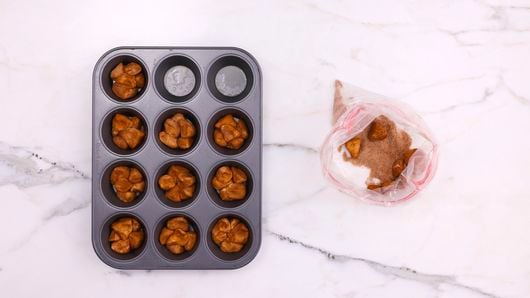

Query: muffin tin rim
205;53;256;104
152;53;203;104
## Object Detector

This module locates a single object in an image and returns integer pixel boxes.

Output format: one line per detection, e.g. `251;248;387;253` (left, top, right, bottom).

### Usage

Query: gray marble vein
0;142;89;188
264;143;319;154
268;231;501;298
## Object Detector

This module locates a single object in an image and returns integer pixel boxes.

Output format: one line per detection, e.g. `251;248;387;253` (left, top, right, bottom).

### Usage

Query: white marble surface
0;0;529;297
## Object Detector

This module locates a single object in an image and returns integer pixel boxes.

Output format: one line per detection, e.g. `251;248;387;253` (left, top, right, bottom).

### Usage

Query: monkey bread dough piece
117;191;135;203
220;124;240;142
227;138;244;149
168;165;188;177
215;114;237;128
368;117;389;141
167;244;184;254
223;183;246;200
124;62;142;76
129;168;143;184
164;118;180;137
135;73;145;88
112;114;132;135
111;240;130;254
159;131;178;149
129;231;145;249
178;118;196;138
108;230;121;242
159;227;174;245
120;128;145;149
231;167;247;184
236;120;249;139
345;137;362;159
110;166;130;184
115;73;136;88
110;63;125;79
177;137;192;149
159;174;177;191
166;217;189;231
114;178;132;192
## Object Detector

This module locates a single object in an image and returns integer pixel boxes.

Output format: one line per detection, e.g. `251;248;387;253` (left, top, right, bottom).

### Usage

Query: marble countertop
0;0;529;297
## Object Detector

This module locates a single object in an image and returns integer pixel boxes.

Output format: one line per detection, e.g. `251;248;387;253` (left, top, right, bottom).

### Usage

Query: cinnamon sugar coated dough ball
213;114;249;150
211;166;248;201
342;115;417;192
110;166;145;203
159;216;197;255
158;165;197;202
108;217;145;254
112;113;145;150
159;113;197;150
211;217;249;253
110;62;145;100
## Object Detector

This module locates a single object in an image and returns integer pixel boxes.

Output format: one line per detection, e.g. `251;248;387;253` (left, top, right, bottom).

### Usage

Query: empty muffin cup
154;55;201;103
207;55;254;103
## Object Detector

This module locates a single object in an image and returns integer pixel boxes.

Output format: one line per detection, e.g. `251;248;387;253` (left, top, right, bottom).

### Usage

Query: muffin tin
91;47;262;269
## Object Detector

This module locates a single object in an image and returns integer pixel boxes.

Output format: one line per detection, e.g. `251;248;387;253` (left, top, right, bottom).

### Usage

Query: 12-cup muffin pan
91;47;262;269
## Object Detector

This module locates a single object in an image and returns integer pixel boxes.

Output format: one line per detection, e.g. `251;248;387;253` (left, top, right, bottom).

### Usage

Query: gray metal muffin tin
91;47;262;269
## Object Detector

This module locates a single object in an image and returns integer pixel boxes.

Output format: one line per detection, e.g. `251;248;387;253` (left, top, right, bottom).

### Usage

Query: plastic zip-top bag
320;81;439;205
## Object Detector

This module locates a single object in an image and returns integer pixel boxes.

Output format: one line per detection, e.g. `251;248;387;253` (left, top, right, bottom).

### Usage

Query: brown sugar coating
110;166;145;203
211;217;249;253
212;166;248;201
158;113;197;150
112;113;145;150
110;62;145;100
342;115;416;191
108;217;145;254
159;216;197;255
213;114;249;150
158;165;196;202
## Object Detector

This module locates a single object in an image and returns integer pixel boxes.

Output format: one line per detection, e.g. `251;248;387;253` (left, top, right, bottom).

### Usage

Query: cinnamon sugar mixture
342;115;415;190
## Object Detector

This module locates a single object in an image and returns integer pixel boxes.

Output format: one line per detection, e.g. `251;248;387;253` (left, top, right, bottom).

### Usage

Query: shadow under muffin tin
92;47;262;270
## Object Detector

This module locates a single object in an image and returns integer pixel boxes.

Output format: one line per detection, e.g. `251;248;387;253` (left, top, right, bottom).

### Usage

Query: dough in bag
320;80;439;205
